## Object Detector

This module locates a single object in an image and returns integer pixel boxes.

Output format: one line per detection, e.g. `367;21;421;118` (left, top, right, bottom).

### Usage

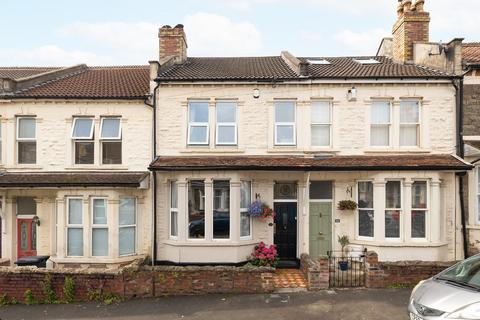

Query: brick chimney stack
392;0;430;63
159;24;187;64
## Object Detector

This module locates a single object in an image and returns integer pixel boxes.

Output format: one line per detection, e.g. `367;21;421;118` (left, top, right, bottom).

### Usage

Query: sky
1;0;479;66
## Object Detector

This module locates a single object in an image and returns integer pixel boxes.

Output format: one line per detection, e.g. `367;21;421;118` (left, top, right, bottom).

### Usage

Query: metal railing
327;249;367;288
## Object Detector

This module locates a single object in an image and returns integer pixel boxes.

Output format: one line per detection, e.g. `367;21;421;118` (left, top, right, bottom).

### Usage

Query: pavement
0;289;412;320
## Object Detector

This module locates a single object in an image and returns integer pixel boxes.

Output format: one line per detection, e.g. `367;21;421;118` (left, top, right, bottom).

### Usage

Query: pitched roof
157;56;451;82
463;43;480;65
1;65;150;100
0;172;149;188
0;67;62;80
149;154;471;171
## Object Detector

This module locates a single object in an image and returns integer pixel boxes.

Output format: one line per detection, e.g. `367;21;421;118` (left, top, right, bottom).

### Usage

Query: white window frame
385;180;403;241
356;180;374;241
240;180;253;240
411;180;429;241
399;100;421;147
0;120;2;164
187;102;209;145
370;100;391;147
169;181;178;239
477;168;480;225
16;117;37;164
119;197;137;256
91;197;108;257
66;197;84;257
311;101;332;147
100;117;122;140
215;102;237;146
274;101;296;146
71;117;95;140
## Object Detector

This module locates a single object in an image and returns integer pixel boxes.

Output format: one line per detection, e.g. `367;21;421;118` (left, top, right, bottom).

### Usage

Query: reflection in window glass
240;181;251;238
309;181;332;200
358;181;374;238
311;101;331;147
275;102;295;145
188;180;205;239
170;181;178;238
385;181;401;238
213;181;230;239
412;181;427;238
119;197;136;255
188;102;209;145
274;183;297;200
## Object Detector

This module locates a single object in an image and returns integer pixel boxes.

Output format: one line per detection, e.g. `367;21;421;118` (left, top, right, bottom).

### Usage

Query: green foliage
62;276;75;304
10;297;18;305
388;283;412;289
337;235;350;258
87;288;121;305
102;293;122;305
87;288;103;302
337;200;358;211
42;274;57;304
24;289;38;305
0;294;8;306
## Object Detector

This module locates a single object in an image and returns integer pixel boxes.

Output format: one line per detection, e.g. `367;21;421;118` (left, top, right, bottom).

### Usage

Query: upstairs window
311;101;331;147
17;117;36;164
400;100;420;147
216;102;237;145
72;118;94;164
100;118;122;164
188;102;209;145
275;101;296;145
370;101;391;147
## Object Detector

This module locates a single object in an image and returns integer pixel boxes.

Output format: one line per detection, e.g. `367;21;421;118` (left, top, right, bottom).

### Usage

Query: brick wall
300;253;329;290
0;264;274;303
463;84;480;136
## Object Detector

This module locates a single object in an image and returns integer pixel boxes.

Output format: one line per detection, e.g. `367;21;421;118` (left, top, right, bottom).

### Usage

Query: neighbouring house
149;0;471;266
0;65;153;268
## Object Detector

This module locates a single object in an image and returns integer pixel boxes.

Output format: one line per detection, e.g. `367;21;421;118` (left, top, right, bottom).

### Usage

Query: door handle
318;232;323;235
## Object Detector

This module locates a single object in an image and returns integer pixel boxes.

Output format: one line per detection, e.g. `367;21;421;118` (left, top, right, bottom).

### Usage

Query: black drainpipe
144;79;161;265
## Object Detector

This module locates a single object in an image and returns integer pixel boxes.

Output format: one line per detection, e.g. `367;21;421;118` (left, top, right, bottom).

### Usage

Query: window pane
67;228;83;256
358;182;373;208
216;102;236;122
189;102;209;122
31;223;37;250
189;126;208;144
400;101;419;123
119;198;135;226
171;182;178;208
385;210;400;238
17;197;36;215
400;125;418;146
72;118;93;138
240;212;251;238
170;211;178;237
274;183;297;200
119;227;135;255
311;102;330;123
311;125;330;146
275;102;295;122
188;180;205;239
75;141;94;164
68;199;83;225
411;211;426;238
386;181;401;208
102;141;122;164
18;141;36;164
240;181;251;209
93;199;107;225
101;118;120;138
276;125;294;144
92;228;108;256
309;181;332;200
370;126;389;146
371;102;390;124
213;181;230;239
217;125;235;144
412;181;427;209
18;118;36;139
359;210;374;237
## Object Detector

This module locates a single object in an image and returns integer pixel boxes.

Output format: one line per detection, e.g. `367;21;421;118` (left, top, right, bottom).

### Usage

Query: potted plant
250;242;279;267
337;200;357;211
337;235;350;271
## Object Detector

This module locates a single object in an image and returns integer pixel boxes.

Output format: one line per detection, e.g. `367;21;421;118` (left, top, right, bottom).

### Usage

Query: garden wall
0;261;275;304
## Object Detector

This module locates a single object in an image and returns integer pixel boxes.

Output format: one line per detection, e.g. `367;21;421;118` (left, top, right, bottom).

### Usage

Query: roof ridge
88;65;149;69
13;68;88;95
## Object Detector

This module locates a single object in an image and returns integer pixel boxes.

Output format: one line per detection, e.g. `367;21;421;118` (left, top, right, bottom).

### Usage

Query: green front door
309;202;332;258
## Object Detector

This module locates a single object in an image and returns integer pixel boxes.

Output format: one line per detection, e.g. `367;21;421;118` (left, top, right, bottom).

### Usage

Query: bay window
240;181;252;239
72;118;94;164
411;181;428;239
170;181;178;238
311;101;331;147
0;121;2;163
478;169;480;224
385;181;402;239
92;198;108;256
216;102;237;145
400;100;420;147
119;197;136;256
188;102;209;145
213;181;230;239
275;101;296;145
100;118;122;164
357;181;374;238
17;117;36;164
188;180;205;239
370;101;390;147
67;198;83;256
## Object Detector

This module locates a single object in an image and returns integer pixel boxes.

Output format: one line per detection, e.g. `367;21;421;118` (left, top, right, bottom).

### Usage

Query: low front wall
0;262;275;303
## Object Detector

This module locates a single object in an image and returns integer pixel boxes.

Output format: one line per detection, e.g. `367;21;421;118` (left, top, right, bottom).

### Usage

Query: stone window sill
64;165;129;170
50;254;146;264
180;149;245;154
351;240;448;248
163;239;258;247
364;149;431;154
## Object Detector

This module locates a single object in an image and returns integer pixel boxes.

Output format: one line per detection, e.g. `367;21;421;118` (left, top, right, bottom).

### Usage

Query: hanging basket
248;200;275;219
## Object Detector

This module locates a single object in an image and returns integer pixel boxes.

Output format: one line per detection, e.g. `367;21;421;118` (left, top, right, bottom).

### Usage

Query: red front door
17;219;37;258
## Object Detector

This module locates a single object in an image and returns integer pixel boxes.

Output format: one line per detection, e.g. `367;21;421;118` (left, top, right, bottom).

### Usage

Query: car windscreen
436;255;480;290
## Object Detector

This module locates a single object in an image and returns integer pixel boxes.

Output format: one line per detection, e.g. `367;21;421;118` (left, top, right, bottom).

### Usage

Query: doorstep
273;268;308;292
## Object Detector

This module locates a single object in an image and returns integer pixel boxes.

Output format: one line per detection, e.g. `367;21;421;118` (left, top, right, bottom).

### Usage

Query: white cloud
0;45;112;66
183;12;262;56
333;28;390;55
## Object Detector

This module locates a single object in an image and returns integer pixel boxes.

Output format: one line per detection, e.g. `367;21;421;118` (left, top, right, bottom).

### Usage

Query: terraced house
0;65;153;268
149;0;471;266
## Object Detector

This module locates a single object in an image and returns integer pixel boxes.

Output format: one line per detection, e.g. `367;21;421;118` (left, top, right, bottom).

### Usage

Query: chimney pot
158;24;188;64
403;0;412;12
414;0;425;12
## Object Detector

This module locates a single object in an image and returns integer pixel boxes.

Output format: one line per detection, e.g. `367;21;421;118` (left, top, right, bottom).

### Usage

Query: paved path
0;289;411;320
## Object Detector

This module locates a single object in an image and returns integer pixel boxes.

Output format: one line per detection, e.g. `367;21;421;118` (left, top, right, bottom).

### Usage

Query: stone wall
300;253;329;290
463;84;480;136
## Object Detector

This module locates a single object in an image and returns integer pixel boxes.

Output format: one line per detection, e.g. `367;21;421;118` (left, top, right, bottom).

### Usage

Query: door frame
16;215;37;258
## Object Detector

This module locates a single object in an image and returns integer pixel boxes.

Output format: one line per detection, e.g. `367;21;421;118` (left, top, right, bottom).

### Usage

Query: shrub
42;274;57;304
337;200;357;211
24;289;38;305
62;276;75;303
250;242;279;267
